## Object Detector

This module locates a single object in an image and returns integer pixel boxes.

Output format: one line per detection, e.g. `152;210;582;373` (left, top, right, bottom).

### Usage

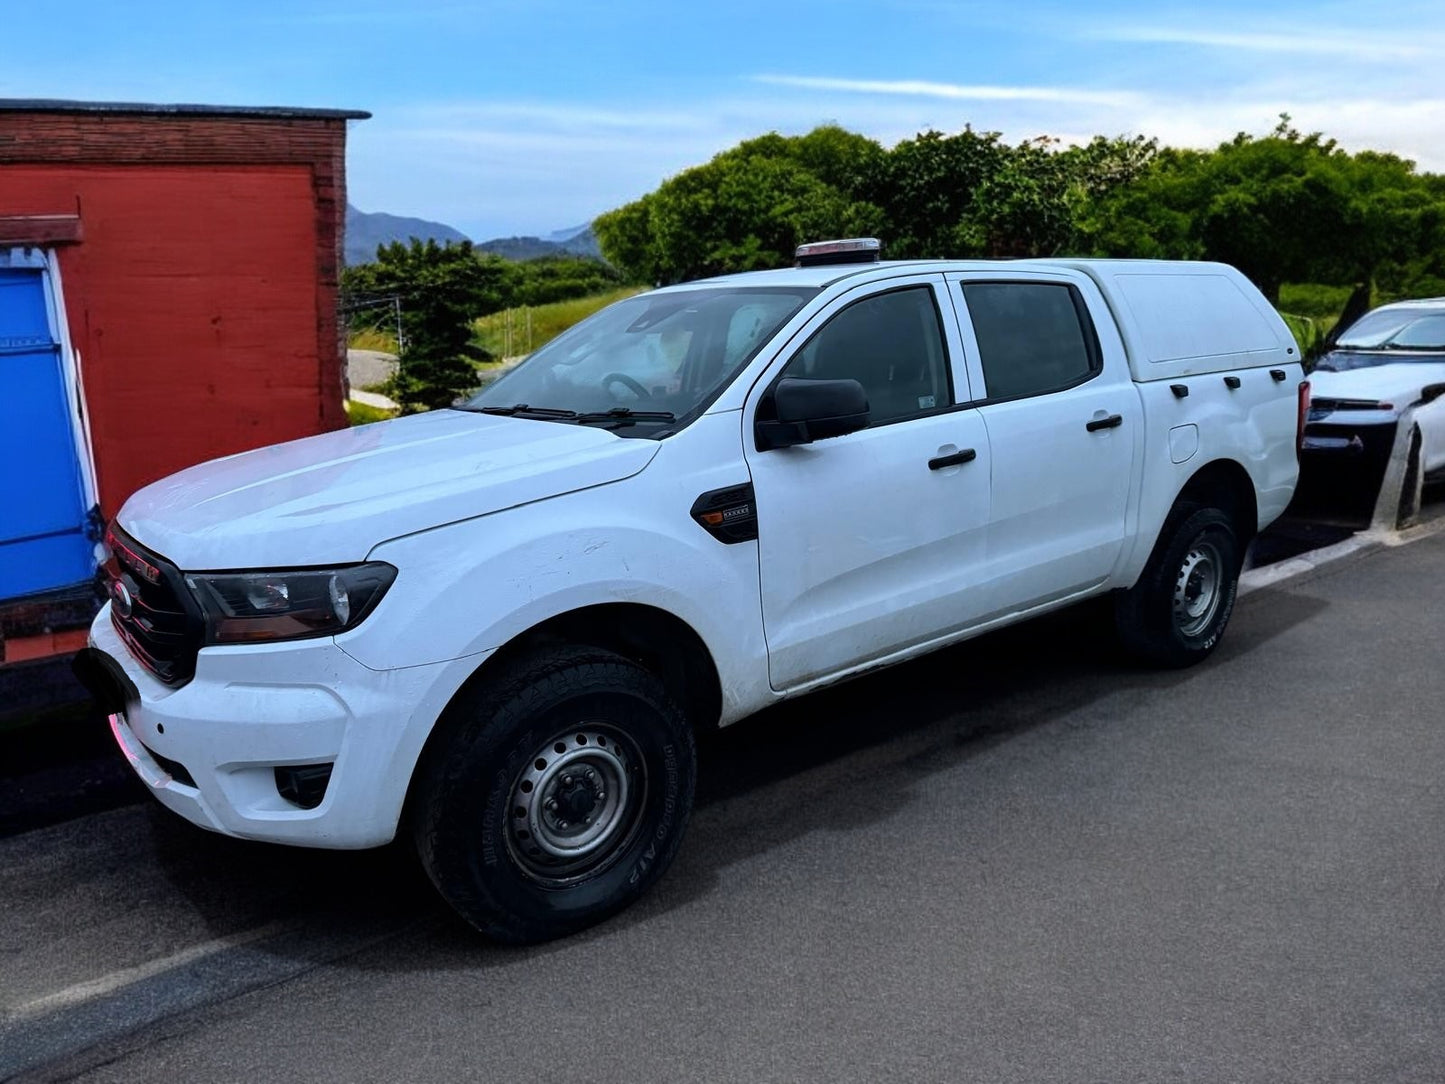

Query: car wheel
1396;425;1423;529
1115;505;1240;668
411;645;696;943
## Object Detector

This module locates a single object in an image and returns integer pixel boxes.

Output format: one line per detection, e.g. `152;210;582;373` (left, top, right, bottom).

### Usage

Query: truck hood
118;411;659;569
1310;360;1445;407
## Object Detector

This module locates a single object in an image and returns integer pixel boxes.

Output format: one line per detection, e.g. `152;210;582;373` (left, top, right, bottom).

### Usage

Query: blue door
0;267;94;600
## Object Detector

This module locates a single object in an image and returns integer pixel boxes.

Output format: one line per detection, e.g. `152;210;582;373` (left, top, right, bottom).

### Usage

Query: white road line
4;921;295;1022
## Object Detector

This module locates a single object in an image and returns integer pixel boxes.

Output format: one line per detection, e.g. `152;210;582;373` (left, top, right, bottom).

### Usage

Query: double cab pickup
81;242;1306;941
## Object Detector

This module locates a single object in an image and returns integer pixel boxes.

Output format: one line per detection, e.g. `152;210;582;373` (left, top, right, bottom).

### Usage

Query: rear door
0;266;93;599
946;272;1139;615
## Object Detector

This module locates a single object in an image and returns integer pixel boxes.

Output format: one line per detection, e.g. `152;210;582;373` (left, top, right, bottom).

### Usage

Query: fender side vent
690;484;758;544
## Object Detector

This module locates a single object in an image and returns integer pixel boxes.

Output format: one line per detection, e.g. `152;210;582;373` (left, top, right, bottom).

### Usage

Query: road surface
4;531;1444;1082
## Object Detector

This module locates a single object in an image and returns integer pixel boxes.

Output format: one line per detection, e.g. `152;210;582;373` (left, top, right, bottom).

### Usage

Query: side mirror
756;377;870;451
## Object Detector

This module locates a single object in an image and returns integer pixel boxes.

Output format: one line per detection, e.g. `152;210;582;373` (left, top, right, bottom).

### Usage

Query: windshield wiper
574;407;676;427
471;404;676;427
475;403;578;419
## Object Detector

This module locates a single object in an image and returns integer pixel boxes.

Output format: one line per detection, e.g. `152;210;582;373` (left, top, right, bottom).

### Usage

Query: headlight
184;563;397;644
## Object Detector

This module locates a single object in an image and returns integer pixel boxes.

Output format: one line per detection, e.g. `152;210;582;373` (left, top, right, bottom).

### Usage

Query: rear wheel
411;646;696;943
1115;505;1240;668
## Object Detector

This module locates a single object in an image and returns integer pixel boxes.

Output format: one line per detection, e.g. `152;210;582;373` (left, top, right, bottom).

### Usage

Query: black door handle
1086;414;1123;432
928;448;977;470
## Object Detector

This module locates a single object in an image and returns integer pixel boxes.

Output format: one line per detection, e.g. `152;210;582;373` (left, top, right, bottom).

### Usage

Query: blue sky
5;1;1443;241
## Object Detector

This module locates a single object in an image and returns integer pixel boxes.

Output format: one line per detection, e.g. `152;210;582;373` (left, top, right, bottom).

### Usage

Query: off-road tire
411;646;696;943
1115;505;1240;668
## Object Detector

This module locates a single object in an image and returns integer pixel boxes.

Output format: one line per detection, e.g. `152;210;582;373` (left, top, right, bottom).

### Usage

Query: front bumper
82;604;486;849
1293;417;1399;521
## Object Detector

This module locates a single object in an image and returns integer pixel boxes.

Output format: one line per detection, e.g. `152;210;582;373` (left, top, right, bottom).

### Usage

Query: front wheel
411;646;696;943
1115;506;1240;668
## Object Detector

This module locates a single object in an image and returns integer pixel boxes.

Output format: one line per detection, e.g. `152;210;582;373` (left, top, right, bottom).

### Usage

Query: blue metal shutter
0;268;94;599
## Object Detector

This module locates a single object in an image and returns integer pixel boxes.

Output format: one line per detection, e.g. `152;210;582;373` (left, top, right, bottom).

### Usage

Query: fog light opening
274;763;334;810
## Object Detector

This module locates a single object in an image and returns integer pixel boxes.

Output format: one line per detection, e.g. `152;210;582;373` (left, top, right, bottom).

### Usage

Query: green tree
595;124;1154;279
867;128;1157;259
593;197;656;283
596;128;885;283
505;255;623;307
862;127;1009;258
1083;119;1445;308
343;240;510;412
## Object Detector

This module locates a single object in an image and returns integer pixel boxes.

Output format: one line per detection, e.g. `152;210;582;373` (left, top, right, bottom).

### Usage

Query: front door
0;266;93;599
744;276;992;691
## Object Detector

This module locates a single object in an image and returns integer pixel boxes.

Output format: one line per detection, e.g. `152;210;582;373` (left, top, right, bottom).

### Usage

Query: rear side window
961;282;1098;400
781;286;951;425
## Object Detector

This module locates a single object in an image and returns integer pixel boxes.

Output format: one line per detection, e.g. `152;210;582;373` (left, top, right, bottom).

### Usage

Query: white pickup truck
79;243;1306;941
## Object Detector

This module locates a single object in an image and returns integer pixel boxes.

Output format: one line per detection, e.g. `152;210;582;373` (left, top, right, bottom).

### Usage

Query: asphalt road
4;531;1445;1083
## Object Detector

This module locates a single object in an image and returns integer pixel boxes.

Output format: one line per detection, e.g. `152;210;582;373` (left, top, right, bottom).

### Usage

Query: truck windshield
460;286;817;432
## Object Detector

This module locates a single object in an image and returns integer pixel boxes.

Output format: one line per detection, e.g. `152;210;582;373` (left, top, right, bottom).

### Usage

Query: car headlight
184;563;397;644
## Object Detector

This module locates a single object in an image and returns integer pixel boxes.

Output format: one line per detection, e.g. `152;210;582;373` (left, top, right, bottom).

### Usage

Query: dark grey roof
0;99;370;120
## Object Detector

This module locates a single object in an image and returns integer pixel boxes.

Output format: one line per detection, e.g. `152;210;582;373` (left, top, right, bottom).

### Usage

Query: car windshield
460;286;816;432
1334;308;1445;351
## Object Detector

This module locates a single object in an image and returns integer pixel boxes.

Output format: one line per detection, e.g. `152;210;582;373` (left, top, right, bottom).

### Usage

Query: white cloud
751;74;1142;109
1093;25;1441;62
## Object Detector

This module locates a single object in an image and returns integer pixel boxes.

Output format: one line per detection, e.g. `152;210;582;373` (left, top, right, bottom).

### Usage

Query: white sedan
1300;299;1445;516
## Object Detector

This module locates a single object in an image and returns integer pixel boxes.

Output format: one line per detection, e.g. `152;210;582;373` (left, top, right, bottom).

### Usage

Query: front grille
106;527;204;687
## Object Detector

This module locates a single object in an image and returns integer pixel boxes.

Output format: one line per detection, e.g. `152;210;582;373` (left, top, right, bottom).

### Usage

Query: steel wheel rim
1173;537;1223;638
505;726;644;886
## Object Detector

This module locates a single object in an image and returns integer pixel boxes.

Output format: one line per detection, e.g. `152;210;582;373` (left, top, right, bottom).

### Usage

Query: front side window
778;286;952;425
464;286;815;433
961;282;1098;401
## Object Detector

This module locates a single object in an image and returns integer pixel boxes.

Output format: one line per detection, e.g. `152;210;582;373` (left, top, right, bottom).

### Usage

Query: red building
0;99;368;666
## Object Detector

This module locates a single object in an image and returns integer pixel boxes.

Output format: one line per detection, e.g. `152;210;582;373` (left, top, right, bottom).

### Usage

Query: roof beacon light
794;237;882;268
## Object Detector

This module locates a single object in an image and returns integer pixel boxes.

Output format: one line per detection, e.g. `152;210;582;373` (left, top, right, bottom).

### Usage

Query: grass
348;327;400;354
1278;282;1354;324
1279;282;1353;361
1279;312;1329;360
346;400;397;426
473;287;647;359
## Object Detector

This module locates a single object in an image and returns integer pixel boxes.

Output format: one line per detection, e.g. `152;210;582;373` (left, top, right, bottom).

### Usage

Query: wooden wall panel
0;163;338;514
0;110;356;516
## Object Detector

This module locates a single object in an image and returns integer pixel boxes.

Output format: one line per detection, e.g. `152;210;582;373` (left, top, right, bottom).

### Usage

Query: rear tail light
1297;380;1311;454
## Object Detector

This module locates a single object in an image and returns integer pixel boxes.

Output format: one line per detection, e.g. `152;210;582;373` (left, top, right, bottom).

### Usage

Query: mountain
476;227;601;261
344;205;469;265
344;204;604;265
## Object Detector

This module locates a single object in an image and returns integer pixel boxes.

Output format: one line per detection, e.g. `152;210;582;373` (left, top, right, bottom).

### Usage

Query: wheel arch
486;602;724;732
1172;458;1260;553
403;602;722;825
